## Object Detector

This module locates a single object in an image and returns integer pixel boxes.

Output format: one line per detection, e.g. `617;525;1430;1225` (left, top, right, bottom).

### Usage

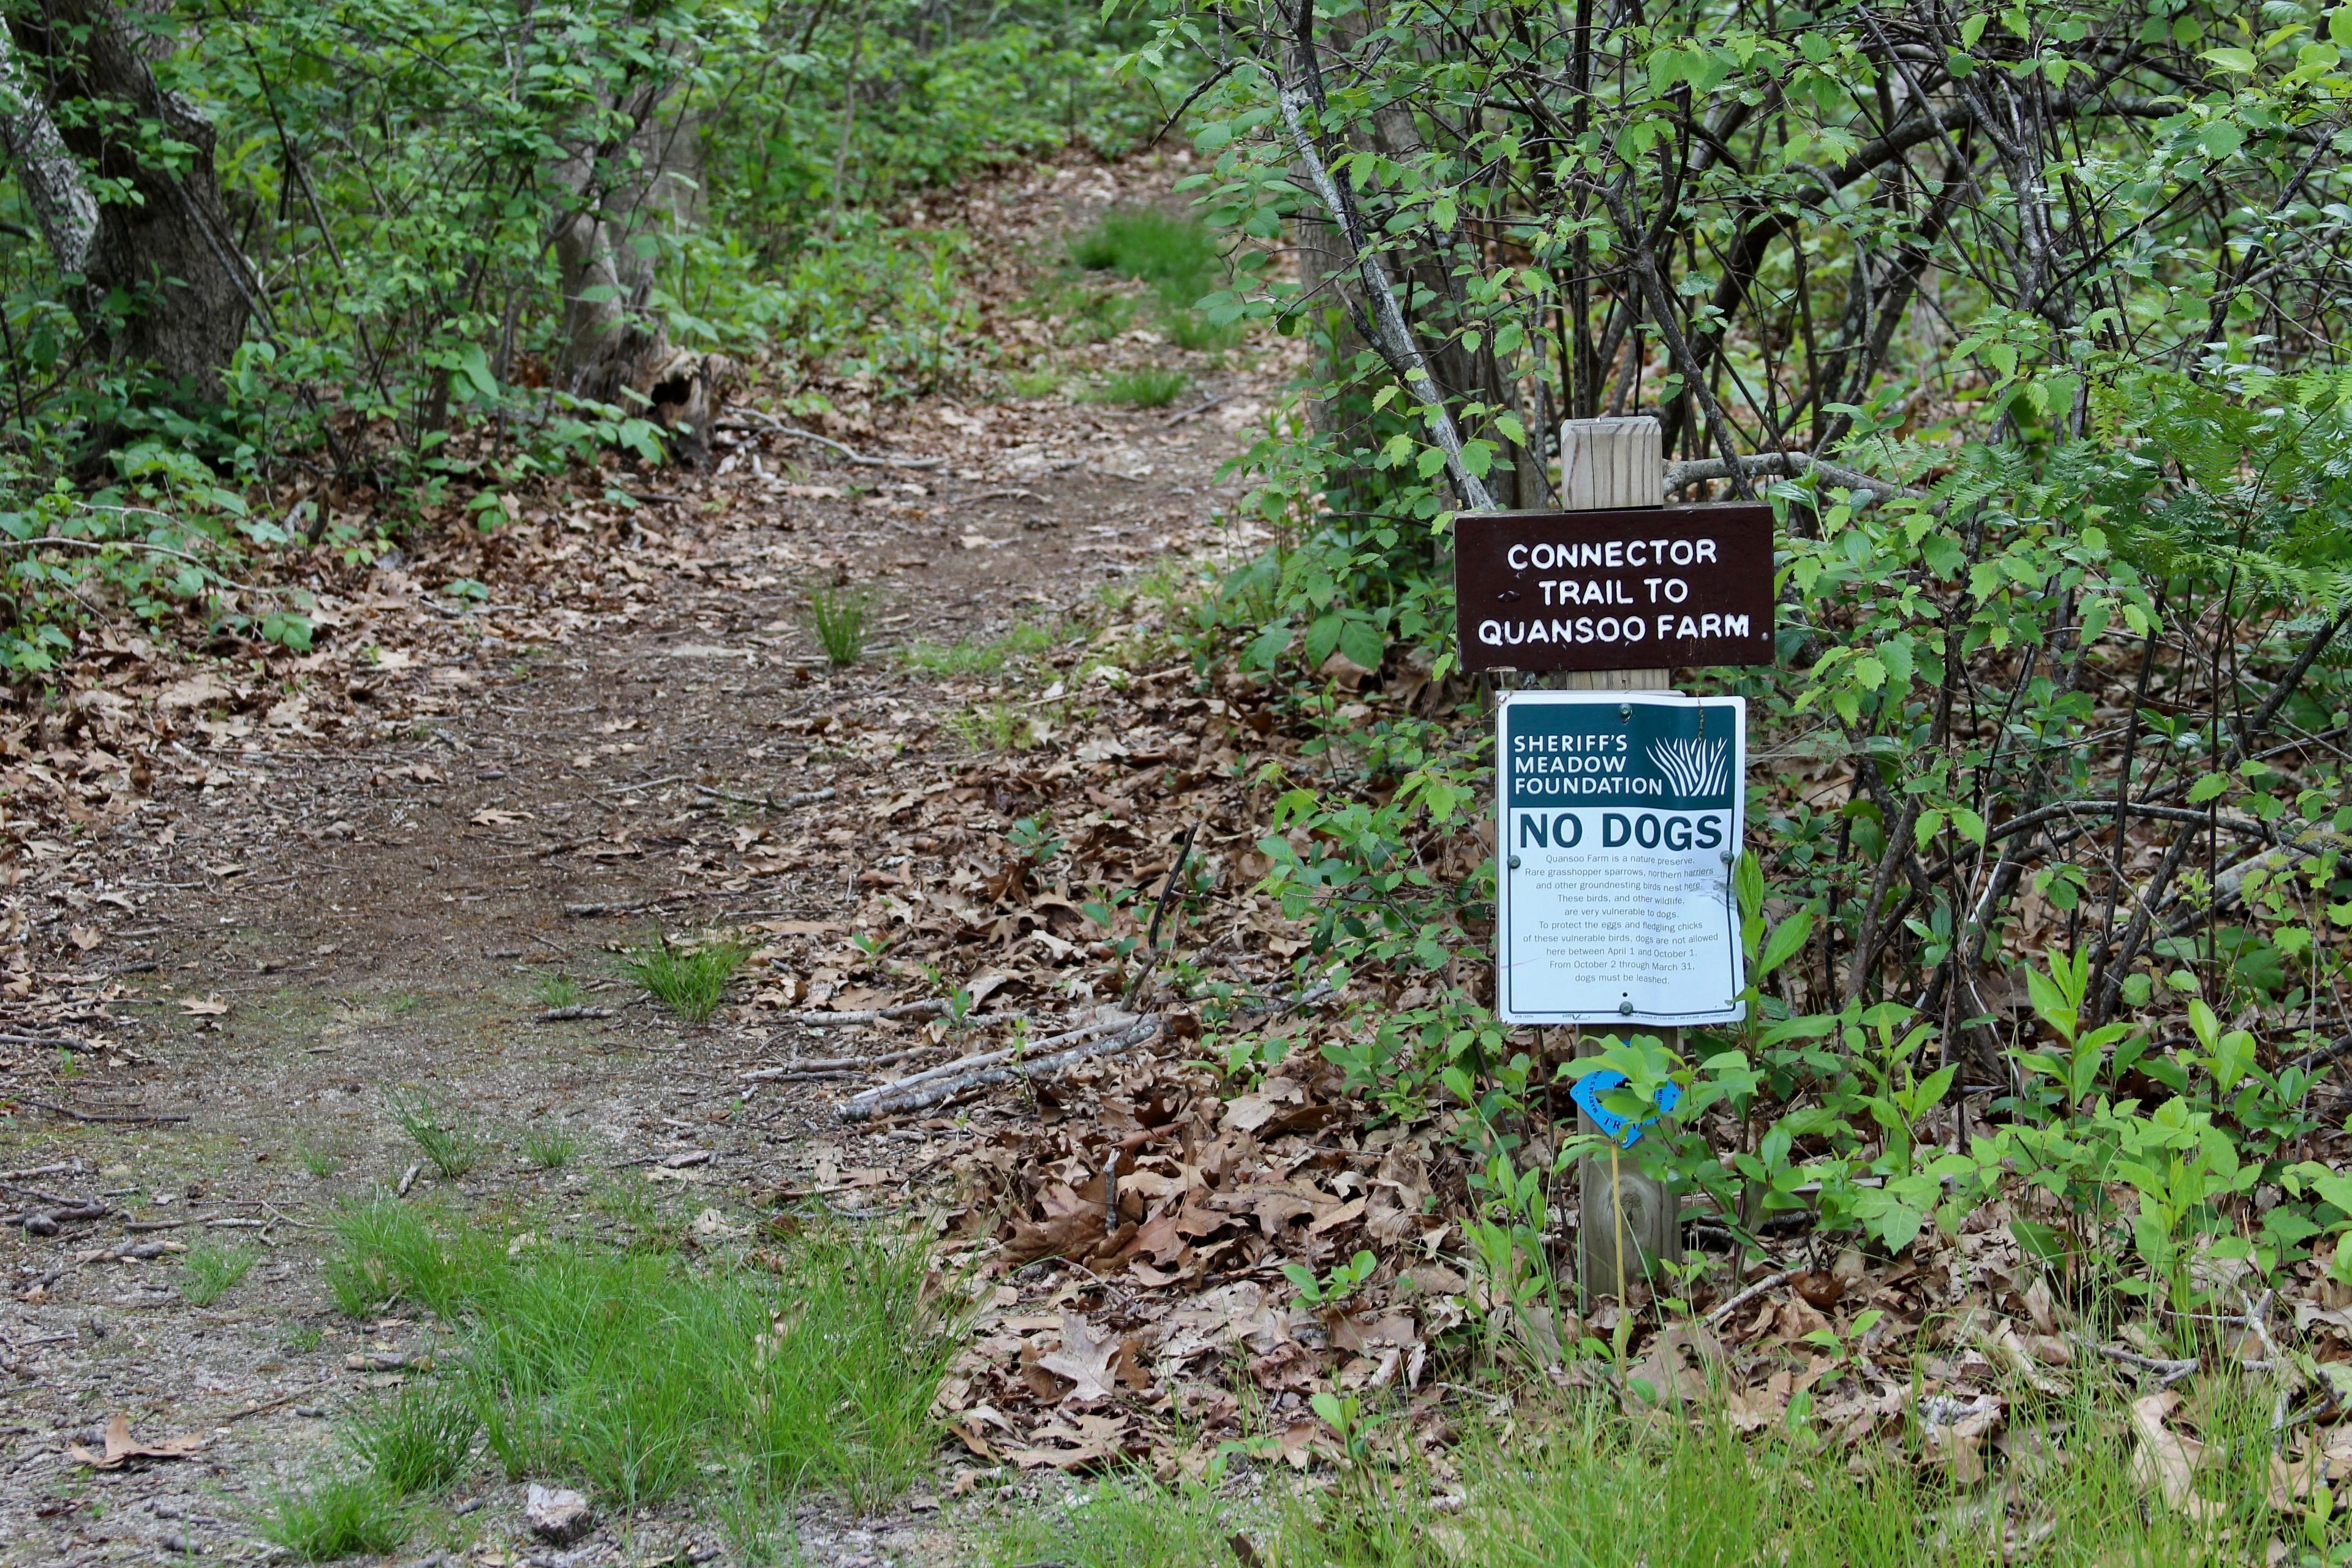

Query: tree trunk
3;0;249;398
551;100;732;465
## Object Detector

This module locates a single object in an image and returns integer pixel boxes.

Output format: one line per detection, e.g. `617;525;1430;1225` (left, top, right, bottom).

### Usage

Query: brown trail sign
1457;415;1776;1306
1453;503;1776;674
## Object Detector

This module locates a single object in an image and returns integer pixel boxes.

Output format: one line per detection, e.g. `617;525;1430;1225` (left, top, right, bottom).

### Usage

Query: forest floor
0;154;1344;1567
7;149;2319;1568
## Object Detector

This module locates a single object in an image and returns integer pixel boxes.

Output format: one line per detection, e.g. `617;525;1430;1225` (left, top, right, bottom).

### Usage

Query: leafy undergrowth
313;1201;959;1522
992;1388;2312;1567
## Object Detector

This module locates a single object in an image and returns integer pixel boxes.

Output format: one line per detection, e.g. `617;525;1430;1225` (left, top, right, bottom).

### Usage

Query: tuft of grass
1006;367;1064;399
903;619;1055;677
533;971;582;1009
522;1118;581;1169
1069;208;1219;306
1166;309;1245;352
948;699;1050;753
180;1240;257;1306
257;1474;410;1561
1082;368;1189;409
347;1382;478;1495
620;933;748;1024
326;1198;503;1317
807;581;870;666
327;1203;959;1512
299;1139;344;1178
384;1087;488;1180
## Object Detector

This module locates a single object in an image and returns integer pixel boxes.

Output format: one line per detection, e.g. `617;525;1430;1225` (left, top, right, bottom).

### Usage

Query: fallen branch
562;900;668;918
19;1099;189;1125
2290;1031;2352;1074
1704;1268;1797;1329
695;784;836;811
782;999;949;1027
4;1202;110;1233
0;1031;104;1053
845;1011;1141;1099
122;1213;211;1233
2068;1333;2200;1385
728;409;944;470
739;1044;928;1080
837;1013;1163;1121
1161;394;1228;428
533;1006;613;1022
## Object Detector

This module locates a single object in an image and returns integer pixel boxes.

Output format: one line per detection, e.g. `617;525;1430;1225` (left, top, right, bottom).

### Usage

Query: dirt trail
0;155;1287;1567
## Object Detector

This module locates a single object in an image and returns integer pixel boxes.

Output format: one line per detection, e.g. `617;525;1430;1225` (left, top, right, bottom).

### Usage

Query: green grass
948;699;1050;753
257;1474;410;1561
1166;308;1245;352
298;1139;343;1178
179;1240;257;1306
1082;367;1189;408
903;619;1055;676
808;581;870;666
521;1117;581;1169
384;1087;488;1179
533;971;583;1009
326;1200;958;1512
1007;366;1065;399
1066;207;1240;353
620;934;748;1024
1038;281;1136;344
995;1384;2302;1568
346;1382;478;1495
1069;208;1219;307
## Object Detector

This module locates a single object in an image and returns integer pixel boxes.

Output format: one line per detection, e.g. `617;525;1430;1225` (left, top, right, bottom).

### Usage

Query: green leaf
1336;617;1385;674
1757;910;1815;980
1303;612;1344;668
2201;46;2260;71
2187;772;2230;804
1959;12;1989;47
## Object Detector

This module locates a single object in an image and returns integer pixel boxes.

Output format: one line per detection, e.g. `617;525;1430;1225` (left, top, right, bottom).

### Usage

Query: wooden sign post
1455;416;1773;1306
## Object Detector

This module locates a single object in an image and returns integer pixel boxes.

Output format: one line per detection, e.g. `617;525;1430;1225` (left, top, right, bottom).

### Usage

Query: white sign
1495;692;1746;1026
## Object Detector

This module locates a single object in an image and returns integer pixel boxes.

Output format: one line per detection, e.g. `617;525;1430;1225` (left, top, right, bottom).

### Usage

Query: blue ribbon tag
1570;1070;1682;1148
